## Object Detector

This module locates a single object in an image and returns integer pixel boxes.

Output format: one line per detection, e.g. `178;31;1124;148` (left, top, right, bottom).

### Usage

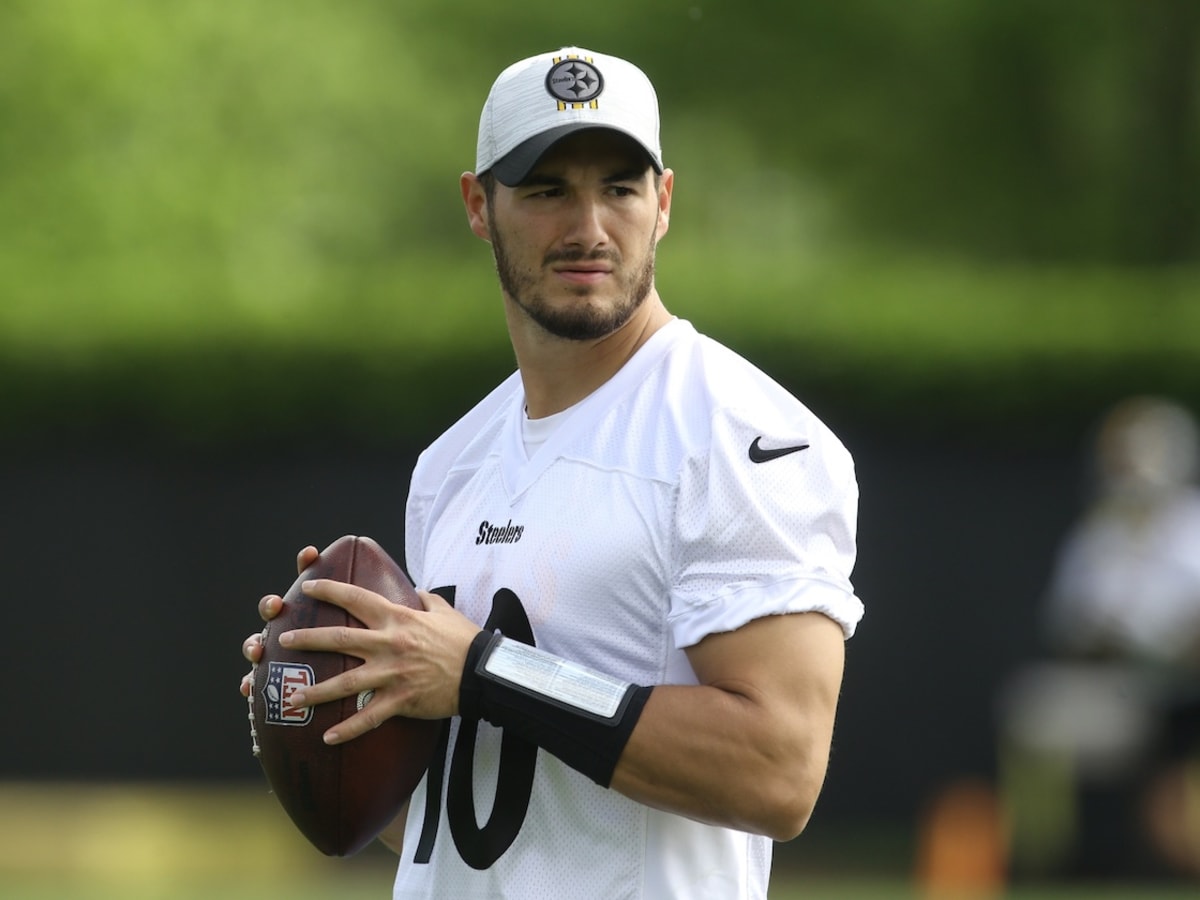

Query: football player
242;46;864;900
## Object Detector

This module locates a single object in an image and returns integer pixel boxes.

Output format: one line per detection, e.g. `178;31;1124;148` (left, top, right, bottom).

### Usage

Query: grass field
5;872;1199;900
1;782;1195;899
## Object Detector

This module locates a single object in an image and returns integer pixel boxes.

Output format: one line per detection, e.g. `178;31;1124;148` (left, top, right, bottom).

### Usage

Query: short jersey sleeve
667;405;863;649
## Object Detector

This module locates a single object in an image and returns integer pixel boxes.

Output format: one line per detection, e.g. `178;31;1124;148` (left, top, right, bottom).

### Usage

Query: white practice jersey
394;318;863;900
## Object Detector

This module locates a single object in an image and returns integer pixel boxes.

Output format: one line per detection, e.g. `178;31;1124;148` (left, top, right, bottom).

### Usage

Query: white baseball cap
475;47;663;186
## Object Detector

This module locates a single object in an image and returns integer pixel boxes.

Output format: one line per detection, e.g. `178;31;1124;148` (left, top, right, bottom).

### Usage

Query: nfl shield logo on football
263;661;315;726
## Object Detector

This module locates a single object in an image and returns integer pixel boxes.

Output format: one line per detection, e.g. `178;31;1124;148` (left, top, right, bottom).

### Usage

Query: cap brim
488;124;662;186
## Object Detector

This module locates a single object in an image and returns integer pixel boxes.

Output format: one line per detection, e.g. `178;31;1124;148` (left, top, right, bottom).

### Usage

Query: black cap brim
488;124;662;187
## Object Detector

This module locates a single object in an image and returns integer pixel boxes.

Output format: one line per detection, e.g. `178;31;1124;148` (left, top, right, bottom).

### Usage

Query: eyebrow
520;166;650;188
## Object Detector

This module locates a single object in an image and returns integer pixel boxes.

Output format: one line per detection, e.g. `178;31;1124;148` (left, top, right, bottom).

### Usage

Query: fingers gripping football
237;546;316;698
247;535;443;857
282;580;478;742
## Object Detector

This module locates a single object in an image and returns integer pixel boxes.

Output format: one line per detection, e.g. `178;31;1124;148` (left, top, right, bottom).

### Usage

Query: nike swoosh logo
748;436;810;463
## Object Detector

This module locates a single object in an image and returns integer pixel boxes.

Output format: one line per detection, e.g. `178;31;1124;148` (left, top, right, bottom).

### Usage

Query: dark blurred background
2;0;1198;893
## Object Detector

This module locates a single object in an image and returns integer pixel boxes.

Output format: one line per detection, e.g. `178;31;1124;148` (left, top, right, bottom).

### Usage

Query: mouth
552;264;612;286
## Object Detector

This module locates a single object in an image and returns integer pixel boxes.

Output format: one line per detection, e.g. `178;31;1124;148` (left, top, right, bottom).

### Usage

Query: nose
562;195;608;250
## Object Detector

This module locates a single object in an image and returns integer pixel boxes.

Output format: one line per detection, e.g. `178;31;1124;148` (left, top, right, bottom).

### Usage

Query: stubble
489;224;657;342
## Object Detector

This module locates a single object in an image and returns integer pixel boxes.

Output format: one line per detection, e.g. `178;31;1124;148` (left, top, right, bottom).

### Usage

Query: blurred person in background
999;396;1200;882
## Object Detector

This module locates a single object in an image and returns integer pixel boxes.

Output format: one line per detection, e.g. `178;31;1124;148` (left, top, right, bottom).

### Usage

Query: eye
517;180;565;199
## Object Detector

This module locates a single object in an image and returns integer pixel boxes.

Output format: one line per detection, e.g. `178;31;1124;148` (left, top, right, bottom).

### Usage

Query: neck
507;291;673;419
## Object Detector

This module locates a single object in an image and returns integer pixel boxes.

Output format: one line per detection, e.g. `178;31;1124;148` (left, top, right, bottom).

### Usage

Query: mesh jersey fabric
395;318;863;900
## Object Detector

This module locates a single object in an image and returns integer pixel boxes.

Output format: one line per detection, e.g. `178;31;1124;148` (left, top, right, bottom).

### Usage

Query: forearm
376;803;408;855
609;682;834;841
457;613;845;841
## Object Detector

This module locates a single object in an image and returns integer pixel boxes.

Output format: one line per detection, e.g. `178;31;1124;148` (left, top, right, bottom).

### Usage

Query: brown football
249;534;443;856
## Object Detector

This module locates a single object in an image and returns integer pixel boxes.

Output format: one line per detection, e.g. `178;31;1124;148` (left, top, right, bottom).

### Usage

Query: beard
489;224;657;342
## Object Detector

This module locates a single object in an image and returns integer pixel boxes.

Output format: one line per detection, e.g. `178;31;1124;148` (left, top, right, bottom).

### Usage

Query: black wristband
457;631;652;787
457;630;493;721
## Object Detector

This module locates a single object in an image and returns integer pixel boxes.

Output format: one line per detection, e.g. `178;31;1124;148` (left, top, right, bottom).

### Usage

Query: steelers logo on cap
545;58;604;104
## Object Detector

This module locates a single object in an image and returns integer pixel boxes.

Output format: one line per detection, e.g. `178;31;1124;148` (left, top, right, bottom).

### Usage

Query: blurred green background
2;1;1199;897
2;0;1197;445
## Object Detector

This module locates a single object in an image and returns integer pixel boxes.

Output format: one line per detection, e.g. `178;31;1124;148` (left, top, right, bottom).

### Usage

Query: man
999;396;1200;879
241;46;864;899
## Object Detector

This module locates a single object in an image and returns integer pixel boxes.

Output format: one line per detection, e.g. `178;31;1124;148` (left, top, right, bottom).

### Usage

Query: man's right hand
238;545;320;697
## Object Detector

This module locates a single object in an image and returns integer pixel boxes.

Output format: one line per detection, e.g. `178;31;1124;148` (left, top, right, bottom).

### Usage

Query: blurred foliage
650;0;1200;264
0;0;1197;446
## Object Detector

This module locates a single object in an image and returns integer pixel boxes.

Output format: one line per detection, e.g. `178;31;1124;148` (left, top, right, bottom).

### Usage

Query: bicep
686;611;846;736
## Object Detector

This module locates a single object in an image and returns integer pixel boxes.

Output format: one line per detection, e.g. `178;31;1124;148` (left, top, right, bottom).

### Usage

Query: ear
461;172;492;242
654;168;674;242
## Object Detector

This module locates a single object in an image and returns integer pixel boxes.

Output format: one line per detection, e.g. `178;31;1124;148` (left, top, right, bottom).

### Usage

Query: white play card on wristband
483;636;631;719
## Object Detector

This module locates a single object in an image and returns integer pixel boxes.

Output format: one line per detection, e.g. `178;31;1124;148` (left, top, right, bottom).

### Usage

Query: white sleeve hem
669;576;864;649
